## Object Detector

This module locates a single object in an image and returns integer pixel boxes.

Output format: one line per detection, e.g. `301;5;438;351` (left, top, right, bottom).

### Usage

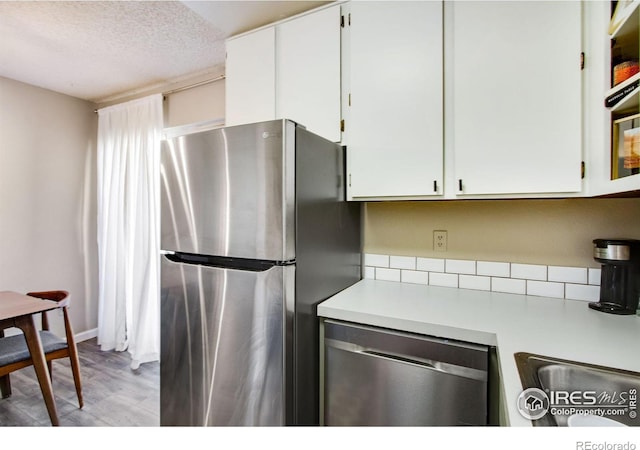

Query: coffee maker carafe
589;239;640;315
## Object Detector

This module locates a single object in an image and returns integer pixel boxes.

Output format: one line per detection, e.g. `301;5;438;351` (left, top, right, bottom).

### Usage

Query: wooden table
0;291;60;426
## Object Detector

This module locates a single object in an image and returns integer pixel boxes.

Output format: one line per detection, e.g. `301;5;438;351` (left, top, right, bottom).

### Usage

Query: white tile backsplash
363;266;375;280
429;272;458;288
548;266;588;284
390;255;416;270
491;277;527;295
445;259;476;275
401;270;429;285
416;257;445;273
511;263;547;281
565;283;600;302
375;267;401;282
362;253;601;303
527;280;565;299
477;261;510;277
459;275;491;291
588;268;601;286
364;253;389;268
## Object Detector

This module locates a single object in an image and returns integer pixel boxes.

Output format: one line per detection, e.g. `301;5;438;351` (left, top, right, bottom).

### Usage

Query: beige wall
365;198;640;268
0;76;98;336
164;79;225;127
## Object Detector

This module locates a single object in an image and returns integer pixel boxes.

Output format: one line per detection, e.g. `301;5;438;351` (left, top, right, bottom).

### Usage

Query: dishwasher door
323;320;489;426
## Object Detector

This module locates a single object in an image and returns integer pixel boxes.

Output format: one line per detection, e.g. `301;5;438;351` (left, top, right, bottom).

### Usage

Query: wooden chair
0;290;83;408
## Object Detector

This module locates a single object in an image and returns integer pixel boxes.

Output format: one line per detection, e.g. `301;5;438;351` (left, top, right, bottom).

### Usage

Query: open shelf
607;1;640;182
611;91;639;113
606;73;639;112
609;0;639;38
609;1;639;91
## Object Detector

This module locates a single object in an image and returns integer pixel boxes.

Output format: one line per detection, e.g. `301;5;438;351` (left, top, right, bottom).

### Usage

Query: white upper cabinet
276;6;341;142
450;1;583;196
345;1;444;199
225;27;276;126
225;5;341;141
224;1;590;200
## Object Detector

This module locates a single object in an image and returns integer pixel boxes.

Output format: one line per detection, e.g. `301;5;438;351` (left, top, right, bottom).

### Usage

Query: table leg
14;315;59;426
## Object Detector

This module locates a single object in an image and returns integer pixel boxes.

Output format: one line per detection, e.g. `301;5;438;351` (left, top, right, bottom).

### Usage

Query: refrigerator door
160;255;294;426
160;119;295;261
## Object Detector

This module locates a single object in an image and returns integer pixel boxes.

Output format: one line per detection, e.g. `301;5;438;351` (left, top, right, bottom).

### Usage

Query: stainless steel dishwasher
323;320;489;426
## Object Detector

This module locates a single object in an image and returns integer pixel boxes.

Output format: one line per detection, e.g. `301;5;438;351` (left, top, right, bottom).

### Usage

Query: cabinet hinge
341;119;345;132
581;161;585;179
349;173;352;187
348;13;351;26
348;93;351;106
580;52;585;70
341;15;344;28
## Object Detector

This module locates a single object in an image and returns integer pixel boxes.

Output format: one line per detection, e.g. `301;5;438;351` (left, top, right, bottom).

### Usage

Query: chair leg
0;325;8;398
0;374;11;399
69;350;83;408
47;361;53;381
62;308;83;408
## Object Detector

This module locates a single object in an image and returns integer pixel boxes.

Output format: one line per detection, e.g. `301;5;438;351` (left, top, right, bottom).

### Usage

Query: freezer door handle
162;251;292;272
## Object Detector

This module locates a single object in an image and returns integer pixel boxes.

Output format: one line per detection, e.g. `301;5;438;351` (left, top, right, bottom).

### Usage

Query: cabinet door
225;27;276;126
451;1;582;195
346;1;443;199
276;6;341;142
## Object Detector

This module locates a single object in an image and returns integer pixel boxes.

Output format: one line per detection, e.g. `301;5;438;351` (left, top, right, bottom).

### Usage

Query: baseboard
3;327;98;342
75;327;98;342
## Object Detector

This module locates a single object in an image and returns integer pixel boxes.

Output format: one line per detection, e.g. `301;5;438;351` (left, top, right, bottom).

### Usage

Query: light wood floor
0;338;159;426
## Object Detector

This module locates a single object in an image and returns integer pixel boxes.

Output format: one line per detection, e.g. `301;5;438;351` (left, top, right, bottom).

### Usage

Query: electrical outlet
434;230;447;252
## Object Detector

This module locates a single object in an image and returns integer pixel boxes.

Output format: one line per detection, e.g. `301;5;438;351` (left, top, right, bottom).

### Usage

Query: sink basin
514;352;640;427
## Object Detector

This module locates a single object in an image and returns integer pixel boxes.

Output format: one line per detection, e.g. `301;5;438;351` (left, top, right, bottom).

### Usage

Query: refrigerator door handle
163;251;293;272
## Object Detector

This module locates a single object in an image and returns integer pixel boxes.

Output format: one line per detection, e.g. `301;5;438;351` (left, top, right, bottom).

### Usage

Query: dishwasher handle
326;338;488;382
363;349;437;369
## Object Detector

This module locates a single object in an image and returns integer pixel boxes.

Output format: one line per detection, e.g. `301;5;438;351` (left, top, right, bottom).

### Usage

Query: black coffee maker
589;239;640;315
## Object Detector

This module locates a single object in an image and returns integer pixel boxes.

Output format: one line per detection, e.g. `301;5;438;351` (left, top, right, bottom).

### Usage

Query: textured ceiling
0;1;329;103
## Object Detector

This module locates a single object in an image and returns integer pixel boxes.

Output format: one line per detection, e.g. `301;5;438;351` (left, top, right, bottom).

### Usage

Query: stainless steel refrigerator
159;119;361;426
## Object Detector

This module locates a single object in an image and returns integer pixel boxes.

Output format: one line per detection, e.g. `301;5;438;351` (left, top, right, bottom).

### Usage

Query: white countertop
317;279;640;427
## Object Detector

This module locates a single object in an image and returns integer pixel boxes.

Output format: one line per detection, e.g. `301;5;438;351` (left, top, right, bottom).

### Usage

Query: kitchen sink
514;352;640;427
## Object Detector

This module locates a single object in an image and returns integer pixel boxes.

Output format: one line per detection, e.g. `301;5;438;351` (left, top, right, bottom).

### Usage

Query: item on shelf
623;127;640;169
613;60;640;86
612;113;640;179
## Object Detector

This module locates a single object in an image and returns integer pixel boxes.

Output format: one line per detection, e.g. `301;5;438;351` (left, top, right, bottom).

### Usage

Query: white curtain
96;94;163;369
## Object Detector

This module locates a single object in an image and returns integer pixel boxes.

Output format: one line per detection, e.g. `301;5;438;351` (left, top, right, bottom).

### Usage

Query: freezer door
160;119;295;261
160;256;294;426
